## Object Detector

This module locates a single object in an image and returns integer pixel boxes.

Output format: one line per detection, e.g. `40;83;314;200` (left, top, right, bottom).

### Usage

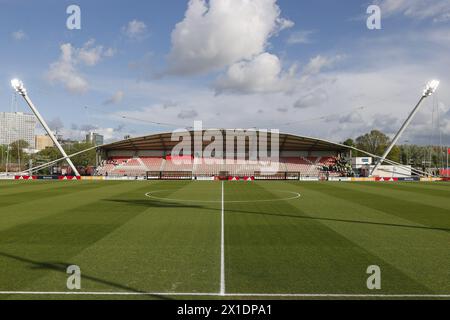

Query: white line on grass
144;190;300;203
0;291;449;298
220;181;225;296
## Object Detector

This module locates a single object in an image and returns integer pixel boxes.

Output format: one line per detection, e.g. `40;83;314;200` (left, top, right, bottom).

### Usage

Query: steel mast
371;80;440;176
11;79;80;177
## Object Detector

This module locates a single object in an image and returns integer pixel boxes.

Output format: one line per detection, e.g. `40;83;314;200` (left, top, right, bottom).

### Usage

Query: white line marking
220;181;225;296
144;190;301;203
0;291;448;298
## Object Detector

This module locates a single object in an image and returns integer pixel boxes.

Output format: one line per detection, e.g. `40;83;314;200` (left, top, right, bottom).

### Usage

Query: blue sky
1;0;449;144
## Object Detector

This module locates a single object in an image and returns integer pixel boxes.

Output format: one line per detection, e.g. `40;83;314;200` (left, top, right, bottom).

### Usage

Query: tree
342;139;355;147
388;146;401;163
0;145;7;171
8;140;30;168
32;145;60;174
69;142;96;167
355;130;389;155
398;145;448;168
33;141;96;172
354;130;400;162
35;146;60;162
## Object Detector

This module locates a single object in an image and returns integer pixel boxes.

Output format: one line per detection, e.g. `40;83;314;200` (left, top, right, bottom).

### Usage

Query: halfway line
220;181;225;296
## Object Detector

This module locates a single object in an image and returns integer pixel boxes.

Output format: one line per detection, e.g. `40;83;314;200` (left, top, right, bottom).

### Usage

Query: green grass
0;180;449;300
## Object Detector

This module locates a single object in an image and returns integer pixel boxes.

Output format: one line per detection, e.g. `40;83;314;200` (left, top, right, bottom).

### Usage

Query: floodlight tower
371;80;440;176
11;79;80;176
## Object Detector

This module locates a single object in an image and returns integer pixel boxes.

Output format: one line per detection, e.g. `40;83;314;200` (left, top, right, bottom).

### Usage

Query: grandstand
95;131;350;179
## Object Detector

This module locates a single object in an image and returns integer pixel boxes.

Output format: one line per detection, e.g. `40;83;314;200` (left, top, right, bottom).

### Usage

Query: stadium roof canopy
99;131;350;153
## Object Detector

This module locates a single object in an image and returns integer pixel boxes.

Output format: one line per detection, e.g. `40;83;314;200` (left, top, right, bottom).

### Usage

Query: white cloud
83;20;450;145
167;0;293;75
287;30;315;45
214;53;296;94
104;48;116;57
177;109;198;119
104;90;125;105
164;0;301;95
426;28;450;45
95;127;116;140
277;17;295;31
293;88;329;109
302;55;342;76
77;39;115;66
337;112;365;125
103;58;449;145
47;43;89;94
376;0;450;22
434;12;450;22
122;20;148;40
370;113;400;134
46;40;114;94
390;102;450;145
11;30;26;41
318;63;450;142
214;53;343;95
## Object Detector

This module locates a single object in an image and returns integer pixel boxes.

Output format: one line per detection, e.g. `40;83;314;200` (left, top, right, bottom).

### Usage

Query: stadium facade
95;130;352;179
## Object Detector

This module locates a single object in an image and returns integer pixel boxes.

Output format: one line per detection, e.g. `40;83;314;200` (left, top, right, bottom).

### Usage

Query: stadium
0;78;448;301
1;1;450;304
94;131;351;180
0;80;449;300
1;122;450;299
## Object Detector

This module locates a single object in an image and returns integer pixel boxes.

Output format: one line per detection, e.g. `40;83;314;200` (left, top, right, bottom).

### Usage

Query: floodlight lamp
423;80;440;97
11;78;26;95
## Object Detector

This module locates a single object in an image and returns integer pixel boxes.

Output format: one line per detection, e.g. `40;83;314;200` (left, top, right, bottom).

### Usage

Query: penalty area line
0;291;449;298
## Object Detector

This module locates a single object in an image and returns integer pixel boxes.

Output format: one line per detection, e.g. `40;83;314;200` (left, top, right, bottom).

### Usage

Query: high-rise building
35;135;54;151
86;132;104;146
0;112;37;148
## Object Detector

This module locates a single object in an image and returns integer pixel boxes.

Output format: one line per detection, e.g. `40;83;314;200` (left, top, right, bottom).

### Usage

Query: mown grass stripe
18;181;222;294
224;182;431;294
303;182;450;231
0;182;174;292
280;181;450;293
360;182;450;202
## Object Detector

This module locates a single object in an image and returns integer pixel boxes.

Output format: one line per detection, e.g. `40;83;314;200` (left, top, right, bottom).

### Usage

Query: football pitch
0;180;449;300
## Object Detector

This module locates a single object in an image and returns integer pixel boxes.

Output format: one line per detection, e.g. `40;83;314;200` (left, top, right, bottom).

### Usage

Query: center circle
144;190;301;203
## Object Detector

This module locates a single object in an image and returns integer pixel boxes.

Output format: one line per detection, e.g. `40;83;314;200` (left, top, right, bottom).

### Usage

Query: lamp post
11;79;80;177
447;146;449;178
403;140;410;167
371;80;440;176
